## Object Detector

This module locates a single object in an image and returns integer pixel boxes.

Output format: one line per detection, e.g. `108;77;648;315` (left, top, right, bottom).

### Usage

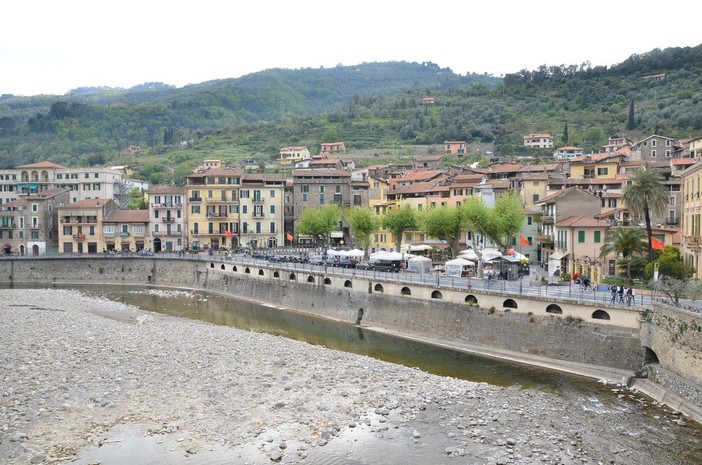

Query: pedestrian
610;285;617;303
618;285;625;303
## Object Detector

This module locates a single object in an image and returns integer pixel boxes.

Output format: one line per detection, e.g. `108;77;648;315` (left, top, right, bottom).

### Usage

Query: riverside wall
0;256;644;372
5;256;702;424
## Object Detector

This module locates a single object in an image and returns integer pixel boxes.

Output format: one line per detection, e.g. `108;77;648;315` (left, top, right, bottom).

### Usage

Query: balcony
119;232;130;237
189;197;202;203
252;197;265;204
162;217;175;223
73;233;86;240
540;215;554;224
685;236;701;248
0;223;15;230
536;234;554;243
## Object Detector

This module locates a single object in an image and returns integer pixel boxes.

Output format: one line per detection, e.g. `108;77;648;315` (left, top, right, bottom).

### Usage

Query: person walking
610;285;617;304
618;285;625;303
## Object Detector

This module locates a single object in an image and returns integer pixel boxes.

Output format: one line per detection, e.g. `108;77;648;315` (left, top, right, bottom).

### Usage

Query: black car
355;260;375;270
334;257;357;268
372;259;402;272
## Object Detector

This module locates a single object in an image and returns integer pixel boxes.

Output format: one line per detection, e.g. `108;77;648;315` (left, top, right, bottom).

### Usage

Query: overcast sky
2;0;700;96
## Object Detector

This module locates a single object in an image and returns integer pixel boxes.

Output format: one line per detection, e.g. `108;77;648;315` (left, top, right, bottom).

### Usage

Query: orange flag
519;234;530;246
224;230;233;237
651;237;665;250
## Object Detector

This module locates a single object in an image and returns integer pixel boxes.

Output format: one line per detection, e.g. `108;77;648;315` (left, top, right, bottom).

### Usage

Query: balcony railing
119;232;130;237
73;234;86;240
162;217;175;223
540;216;554;224
189;197;202;202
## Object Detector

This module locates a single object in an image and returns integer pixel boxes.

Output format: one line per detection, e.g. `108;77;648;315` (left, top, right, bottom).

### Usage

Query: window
651;150;657;158
94;173;99;178
84;173;90;178
242;205;248;214
527;217;533;225
532;194;539;202
597;167;608;176
354;194;362;206
191;206;200;214
319;185;325;193
255;222;261;234
269;205;276;214
132;225;144;234
584;168;595;178
269;190;275;198
103;225;114;235
229;205;239;214
594;231;601;243
301;185;309;193
578;231;585;243
652;140;657;147
669;196;675;206
608;199;617;208
208;189;213;198
269;222;276;233
240;190;250;198
320;193;325;204
32;204;38;212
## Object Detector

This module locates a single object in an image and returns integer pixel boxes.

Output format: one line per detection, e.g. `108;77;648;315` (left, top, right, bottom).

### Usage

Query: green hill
1;45;701;184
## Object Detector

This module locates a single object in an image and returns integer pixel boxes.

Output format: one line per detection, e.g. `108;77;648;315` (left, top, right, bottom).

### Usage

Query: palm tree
600;228;647;283
622;166;668;263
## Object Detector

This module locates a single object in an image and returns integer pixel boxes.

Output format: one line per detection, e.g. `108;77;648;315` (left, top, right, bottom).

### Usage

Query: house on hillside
523;134;553;149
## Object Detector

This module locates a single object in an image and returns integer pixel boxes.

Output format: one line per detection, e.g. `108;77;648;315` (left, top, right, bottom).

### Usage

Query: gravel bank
0;289;699;465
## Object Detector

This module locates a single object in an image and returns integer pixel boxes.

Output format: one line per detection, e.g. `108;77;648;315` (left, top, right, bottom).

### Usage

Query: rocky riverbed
1;289;700;465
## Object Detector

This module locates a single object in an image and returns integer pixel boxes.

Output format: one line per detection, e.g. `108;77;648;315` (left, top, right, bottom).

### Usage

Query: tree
462;192;525;251
419;205;467;258
622;166;668;264
126;187;147;209
645;246;694;280
627;100;636;130
345;207;381;258
599;228;647;283
381;205;417;252
297;204;341;248
562;122;569;145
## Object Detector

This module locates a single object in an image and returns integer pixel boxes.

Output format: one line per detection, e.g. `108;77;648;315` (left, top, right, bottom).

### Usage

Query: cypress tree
627;100;636;130
562;122;569;144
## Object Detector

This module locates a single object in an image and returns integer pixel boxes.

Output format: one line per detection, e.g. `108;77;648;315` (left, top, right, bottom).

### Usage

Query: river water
9;283;702;464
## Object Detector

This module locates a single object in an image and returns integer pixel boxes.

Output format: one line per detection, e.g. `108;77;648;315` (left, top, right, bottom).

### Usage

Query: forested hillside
0;45;701;185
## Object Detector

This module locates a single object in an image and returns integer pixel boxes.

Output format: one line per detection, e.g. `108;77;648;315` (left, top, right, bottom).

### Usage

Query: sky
2;0;701;96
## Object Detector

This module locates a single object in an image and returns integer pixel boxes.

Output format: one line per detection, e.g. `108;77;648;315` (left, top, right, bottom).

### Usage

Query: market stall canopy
346;248;365;257
444;257;475;277
407;255;432;274
480;249;502;262
458;249;478;260
327;249;347;257
401;244;433;252
370;250;406;261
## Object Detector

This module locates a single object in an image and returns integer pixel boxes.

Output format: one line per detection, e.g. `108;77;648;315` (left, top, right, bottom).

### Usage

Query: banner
651;237;665;250
286;232;293;241
519;234;529;246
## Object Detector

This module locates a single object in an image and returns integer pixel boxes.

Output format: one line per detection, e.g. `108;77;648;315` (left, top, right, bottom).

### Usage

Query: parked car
355;260;375;270
137;249;154;256
372;259;402;272
308;254;325;265
334;257;357;268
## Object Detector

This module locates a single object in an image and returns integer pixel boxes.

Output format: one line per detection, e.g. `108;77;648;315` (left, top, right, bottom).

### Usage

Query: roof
188;167;244;178
555;215;610;228
534;186;599;204
25;187;70;199
146;185;186;195
15;161;68;170
292;169;351;177
570;152;623;163
61;199;114;209
104;209;150;223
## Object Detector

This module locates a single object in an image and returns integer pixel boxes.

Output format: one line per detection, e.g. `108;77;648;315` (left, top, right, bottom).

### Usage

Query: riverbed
1;288;700;465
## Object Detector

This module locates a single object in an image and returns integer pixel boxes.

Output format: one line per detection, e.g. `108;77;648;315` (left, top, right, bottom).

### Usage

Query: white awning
549;251;569;260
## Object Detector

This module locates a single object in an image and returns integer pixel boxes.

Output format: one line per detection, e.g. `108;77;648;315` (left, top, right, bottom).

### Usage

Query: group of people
610;284;635;304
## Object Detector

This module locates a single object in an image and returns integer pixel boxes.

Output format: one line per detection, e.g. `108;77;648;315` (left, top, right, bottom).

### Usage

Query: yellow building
185;167;243;250
58;199;117;254
568;153;624;180
681;161;702;277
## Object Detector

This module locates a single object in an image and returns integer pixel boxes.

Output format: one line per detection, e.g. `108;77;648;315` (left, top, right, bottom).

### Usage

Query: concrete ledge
631;378;702;425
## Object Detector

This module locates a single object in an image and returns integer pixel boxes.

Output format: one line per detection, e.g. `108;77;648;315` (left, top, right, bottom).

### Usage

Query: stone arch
308;276;316;283
374;283;384;293
356;308;364;325
546;304;563;314
210;262;215;268
258;269;264;276
643;347;660;364
503;299;518;309
289;273;296;281
592;309;611;320
273;271;280;278
344;280;353;288
431;290;443;299
232;265;238;272
324;277;332;285
465;294;478;305
221;264;226;270
245;267;251;274
401;286;412;296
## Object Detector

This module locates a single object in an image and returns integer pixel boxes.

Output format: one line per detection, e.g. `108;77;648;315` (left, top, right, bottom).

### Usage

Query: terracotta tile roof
104;209;150;223
393;180;443;195
15;161;68;169
534;186;596;204
25;187;70;199
520;163;559;172
555;215;610;228
146;185;186;195
293;169;351;177
61;199;114;208
672;158;698;166
570;152;622;163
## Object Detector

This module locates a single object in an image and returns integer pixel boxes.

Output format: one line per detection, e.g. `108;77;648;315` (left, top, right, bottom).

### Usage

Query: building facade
146;186;187;252
57;199;119;254
239;174;286;249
